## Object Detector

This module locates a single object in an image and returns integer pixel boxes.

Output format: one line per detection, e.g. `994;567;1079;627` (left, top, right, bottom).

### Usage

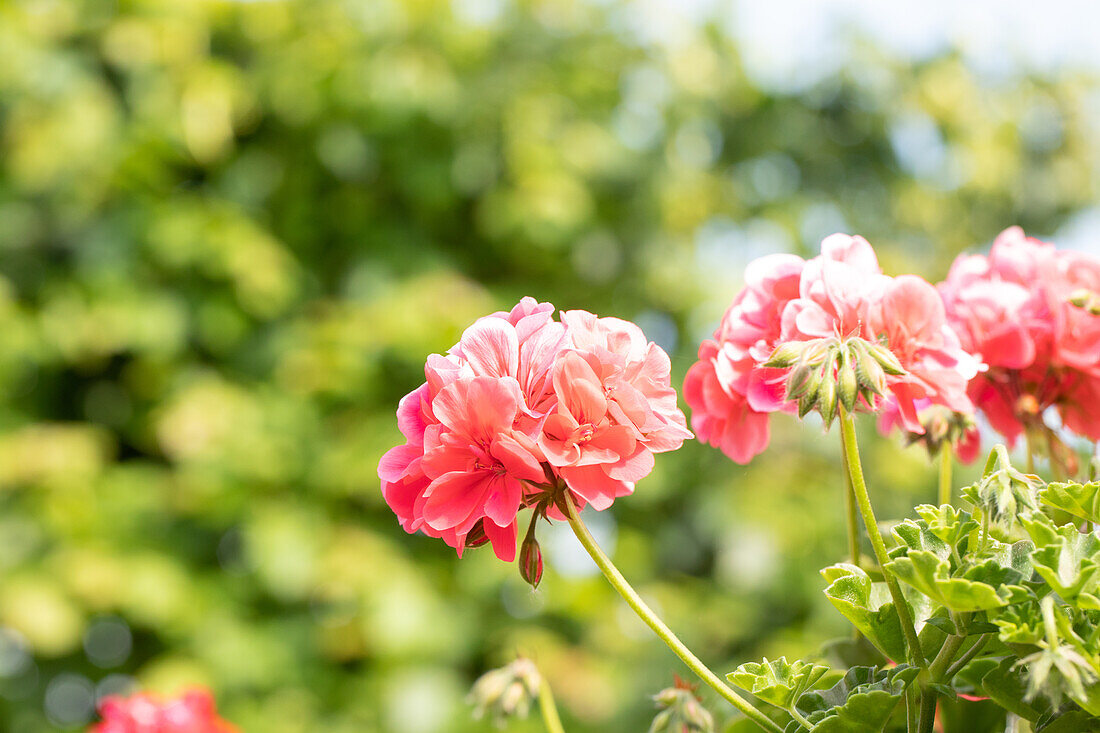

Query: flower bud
851;340;888;398
817;370;838;428
786;361;820;401
464;520;490;549
864;340;906;376
519;535;543;589
468;658;542;725
836;347;858;413
963;444;1041;529
764;342;804;369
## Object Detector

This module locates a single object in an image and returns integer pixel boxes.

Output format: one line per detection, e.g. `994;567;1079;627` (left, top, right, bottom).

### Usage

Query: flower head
686;235;977;463
378;298;690;568
940;227;1100;457
90;689;237;733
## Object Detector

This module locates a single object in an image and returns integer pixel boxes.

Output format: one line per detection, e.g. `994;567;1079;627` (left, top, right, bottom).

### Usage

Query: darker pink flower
379;298;690;565
686;235;978;464
90;689;237;733
940;227;1100;449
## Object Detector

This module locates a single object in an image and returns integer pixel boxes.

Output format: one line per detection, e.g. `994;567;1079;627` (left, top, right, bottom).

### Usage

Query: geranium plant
378;230;1100;733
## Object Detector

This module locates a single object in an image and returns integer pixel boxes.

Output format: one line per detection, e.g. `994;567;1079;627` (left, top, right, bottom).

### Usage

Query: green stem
917;688;938;733
841;436;862;570
838;409;927;668
788;706;814;731
938;444;953;507
538;675;566;733
562;493;783;733
1025;429;1036;474
929;634;966;680
943;634;991;683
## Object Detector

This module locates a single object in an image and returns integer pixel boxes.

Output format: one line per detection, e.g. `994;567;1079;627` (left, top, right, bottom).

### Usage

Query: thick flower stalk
377;297;692;568
939;226;1100;464
90;689;237;733
685;234;978;464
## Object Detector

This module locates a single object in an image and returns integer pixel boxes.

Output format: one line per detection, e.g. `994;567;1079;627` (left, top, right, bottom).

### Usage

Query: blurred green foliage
0;0;1097;731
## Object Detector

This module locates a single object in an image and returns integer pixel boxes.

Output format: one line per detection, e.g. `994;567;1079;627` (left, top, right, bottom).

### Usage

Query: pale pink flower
940;227;1100;446
90;689;237;733
684;254;803;463
686;235;978;464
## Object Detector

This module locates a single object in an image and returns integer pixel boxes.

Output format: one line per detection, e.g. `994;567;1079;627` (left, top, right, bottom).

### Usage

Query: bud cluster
765;337;906;428
963;444;1042;529
900;404;977;458
468;658;543;725
649;678;714;733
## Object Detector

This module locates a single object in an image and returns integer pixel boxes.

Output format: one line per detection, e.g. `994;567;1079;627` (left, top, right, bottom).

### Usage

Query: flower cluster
378;298;691;564
90;689;237;733
685;234;979;464
939;226;1100;449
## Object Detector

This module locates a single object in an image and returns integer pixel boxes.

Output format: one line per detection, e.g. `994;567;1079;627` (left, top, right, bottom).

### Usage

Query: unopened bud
520;535;543;589
837;347;858;412
786;361;819;401
764;342;803;369
852;340;888;398
817;372;838;427
465;520;490;549
865;341;906;376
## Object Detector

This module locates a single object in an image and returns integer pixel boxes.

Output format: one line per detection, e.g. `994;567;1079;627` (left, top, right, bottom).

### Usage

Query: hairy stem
838;409;927;668
841;436;862;570
538;674;566;733
917;687;938;733
943;634;992;683
562;493;783;733
938;444;953;507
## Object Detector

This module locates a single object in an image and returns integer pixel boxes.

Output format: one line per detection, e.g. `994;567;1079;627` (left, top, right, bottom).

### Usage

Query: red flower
90;689;237;733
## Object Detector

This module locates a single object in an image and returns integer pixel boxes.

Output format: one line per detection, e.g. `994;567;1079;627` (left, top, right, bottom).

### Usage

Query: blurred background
1;0;1099;730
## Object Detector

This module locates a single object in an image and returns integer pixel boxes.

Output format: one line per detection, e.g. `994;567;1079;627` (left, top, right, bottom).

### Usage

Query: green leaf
1025;522;1100;605
1035;708;1100;733
885;552;1026;612
1040;481;1100;525
979;658;1045;722
914;504;979;548
793;665;918;733
728;657;830;711
821;564;907;662
991;601;1046;645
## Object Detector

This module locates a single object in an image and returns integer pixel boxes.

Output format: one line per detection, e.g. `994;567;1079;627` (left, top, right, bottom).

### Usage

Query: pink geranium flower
940;227;1100;449
685;235;978;464
90;689;237;733
378;298;691;567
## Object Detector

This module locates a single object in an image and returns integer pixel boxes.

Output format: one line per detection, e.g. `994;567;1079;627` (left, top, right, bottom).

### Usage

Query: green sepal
728;657;830;711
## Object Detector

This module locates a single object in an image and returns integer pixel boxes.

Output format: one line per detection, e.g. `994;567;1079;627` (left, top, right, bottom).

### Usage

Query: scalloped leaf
728;657;830;710
914;504;979;548
991;600;1046;645
1031;532;1100;604
821;564;907;662
793;665;918;733
1040;481;1100;525
885;551;1026;612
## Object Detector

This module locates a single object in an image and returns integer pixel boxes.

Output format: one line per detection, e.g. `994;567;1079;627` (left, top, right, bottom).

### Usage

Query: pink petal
422;471;493;530
459;317;519;378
